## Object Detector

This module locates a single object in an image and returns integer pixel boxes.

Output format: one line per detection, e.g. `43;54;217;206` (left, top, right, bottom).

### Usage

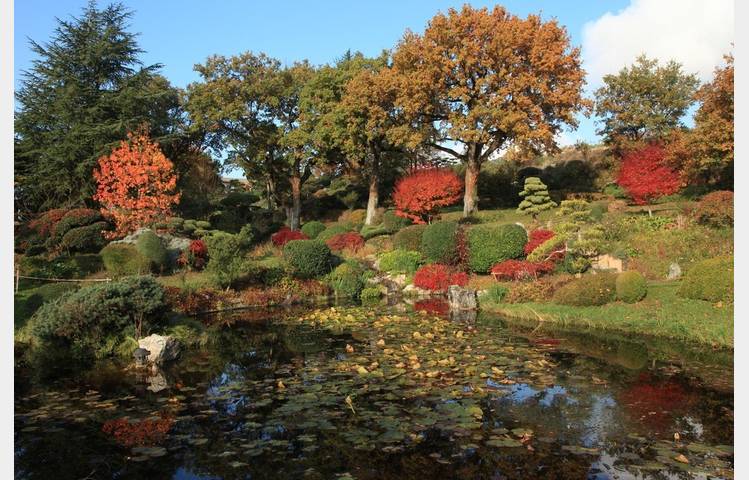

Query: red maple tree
93;129;180;238
616;144;682;205
393;168;463;224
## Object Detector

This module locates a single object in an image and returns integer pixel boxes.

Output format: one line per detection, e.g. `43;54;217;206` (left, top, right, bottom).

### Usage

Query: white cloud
582;0;734;90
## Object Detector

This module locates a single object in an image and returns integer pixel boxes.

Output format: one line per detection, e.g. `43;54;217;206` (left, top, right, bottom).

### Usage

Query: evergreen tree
14;1;182;215
517;177;556;218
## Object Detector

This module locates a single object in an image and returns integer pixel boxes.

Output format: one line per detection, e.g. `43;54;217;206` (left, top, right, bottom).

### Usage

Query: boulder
668;262;682;280
402;284;432;297
447;286;477;311
592;254;624;273
138;334;181;365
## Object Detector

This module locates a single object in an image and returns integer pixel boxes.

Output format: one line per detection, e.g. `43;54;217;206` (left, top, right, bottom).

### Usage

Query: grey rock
447;285;477;311
402;284;432;297
668;262;682;280
138;334;181;365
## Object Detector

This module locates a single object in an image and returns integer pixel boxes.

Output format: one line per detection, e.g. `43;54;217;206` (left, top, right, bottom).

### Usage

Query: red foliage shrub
28;209;68;237
524;229;555;255
241;287;289;306
617;144;682;205
414;298;450;316
325;232;365;252
693;190;733;227
271;227;308;247
102;413;174;447
413;264;469;293
393;168;463;224
491;259;555;281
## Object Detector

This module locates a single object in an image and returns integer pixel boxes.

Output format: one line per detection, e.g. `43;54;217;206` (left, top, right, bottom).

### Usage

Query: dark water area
14;304;733;479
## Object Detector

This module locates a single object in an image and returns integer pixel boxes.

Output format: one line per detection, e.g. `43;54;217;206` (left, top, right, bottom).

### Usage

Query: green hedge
301;221;326;239
360;287;382;303
421;221;459;264
100;244;151;277
360;224;390;240
383;210;412;232
552;273;617;306
328;261;366;299
378;249;422;274
616;271;647;303
59;221;109;253
135;230;169;273
466;224;527;273
283;240;332;279
318;224;353;242
678;257;733;303
392;224;427;251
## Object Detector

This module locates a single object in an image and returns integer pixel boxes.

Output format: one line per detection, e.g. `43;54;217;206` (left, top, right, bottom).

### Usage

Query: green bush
167;217;185;230
27;276;167;360
615;271;647;303
100;244;151;277
421;221;459;264
392;224;427;251
195;220;212;229
318;224;353;242
15;283;80;328
383;210;412;232
48;209;103;246
552;273;617;306
301;221;326;239
70;254;103;276
378;249;422;274
467;224;527;273
590;203;606;222
135;230;169;273
327;261;366;299
360;224;389;240
360;287;382;303
480;284;509;304
59;221;108;253
365;235;393;253
204;232;248;288
283;240;332;279
19;255;80;282
678;257;733;303
603;183;628;199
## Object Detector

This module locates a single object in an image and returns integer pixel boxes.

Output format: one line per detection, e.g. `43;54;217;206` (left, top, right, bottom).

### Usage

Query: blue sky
14;0;732;149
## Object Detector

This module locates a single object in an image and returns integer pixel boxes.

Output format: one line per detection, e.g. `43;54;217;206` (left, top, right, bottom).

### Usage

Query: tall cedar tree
94;129;180;238
393;168;463;224
666;54;733;188
14;1;183;215
617;144;682;206
389;5;588;217
594;55;699;149
187;53;314;230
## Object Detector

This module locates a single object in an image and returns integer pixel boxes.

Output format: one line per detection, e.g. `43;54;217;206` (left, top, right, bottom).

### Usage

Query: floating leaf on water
486;437;523;448
562;445;599;455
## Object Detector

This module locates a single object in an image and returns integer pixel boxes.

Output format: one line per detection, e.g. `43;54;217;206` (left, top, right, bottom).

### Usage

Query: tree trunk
365;148;380;226
463;151;481;218
289;175;301;231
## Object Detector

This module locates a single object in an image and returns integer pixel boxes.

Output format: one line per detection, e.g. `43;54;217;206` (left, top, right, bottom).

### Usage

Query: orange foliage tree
94;129;180;238
393;168;463;224
617;144;682;205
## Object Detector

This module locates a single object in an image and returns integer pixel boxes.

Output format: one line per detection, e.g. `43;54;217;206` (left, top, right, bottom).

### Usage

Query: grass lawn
482;282;733;348
156;271;215;290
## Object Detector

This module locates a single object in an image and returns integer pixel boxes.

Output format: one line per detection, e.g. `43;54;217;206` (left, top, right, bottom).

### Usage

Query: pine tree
517;177;557;219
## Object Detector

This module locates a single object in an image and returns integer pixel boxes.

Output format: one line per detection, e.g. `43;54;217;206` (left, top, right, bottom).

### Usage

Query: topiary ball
283;240;332;279
466;224;527;274
616;271;647;303
301;221;326;239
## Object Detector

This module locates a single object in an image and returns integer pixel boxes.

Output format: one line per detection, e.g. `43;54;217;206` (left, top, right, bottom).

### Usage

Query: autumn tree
594;55;699;148
617;144;681;207
666;54;733;188
390;5;589;217
94;129;180;238
393;168;463;224
14;1;183;215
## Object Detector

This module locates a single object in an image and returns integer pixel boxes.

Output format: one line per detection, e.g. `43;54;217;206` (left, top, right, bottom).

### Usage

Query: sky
14;0;734;149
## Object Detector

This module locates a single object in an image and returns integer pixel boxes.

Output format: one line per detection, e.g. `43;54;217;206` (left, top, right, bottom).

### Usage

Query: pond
14;304;733;479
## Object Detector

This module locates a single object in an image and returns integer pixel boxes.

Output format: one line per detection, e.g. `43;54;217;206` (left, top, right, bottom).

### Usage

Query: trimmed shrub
392;224;427;251
383;209;412;232
524;229;556;256
360;224;389;240
552;273;617;306
421;221;459;264
101;244;151;277
338;209;367;229
693;191;733;228
490;259;554;281
327;261;366;299
271;227;309;247
301;221;326;239
195;220;212;229
590;202;606;221
205;232;247;288
616;271;647;303
467;224;527;274
70;254;103;276
49;208;103;245
59;222;108;253
504;276;574;304
326;232;365;253
365;235;393;253
318;224;354;242
413;264;469;293
378;249;422;274
283;240;332;279
28;276;167;359
135;230;169;273
678;257;733;303
360;287;382;303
